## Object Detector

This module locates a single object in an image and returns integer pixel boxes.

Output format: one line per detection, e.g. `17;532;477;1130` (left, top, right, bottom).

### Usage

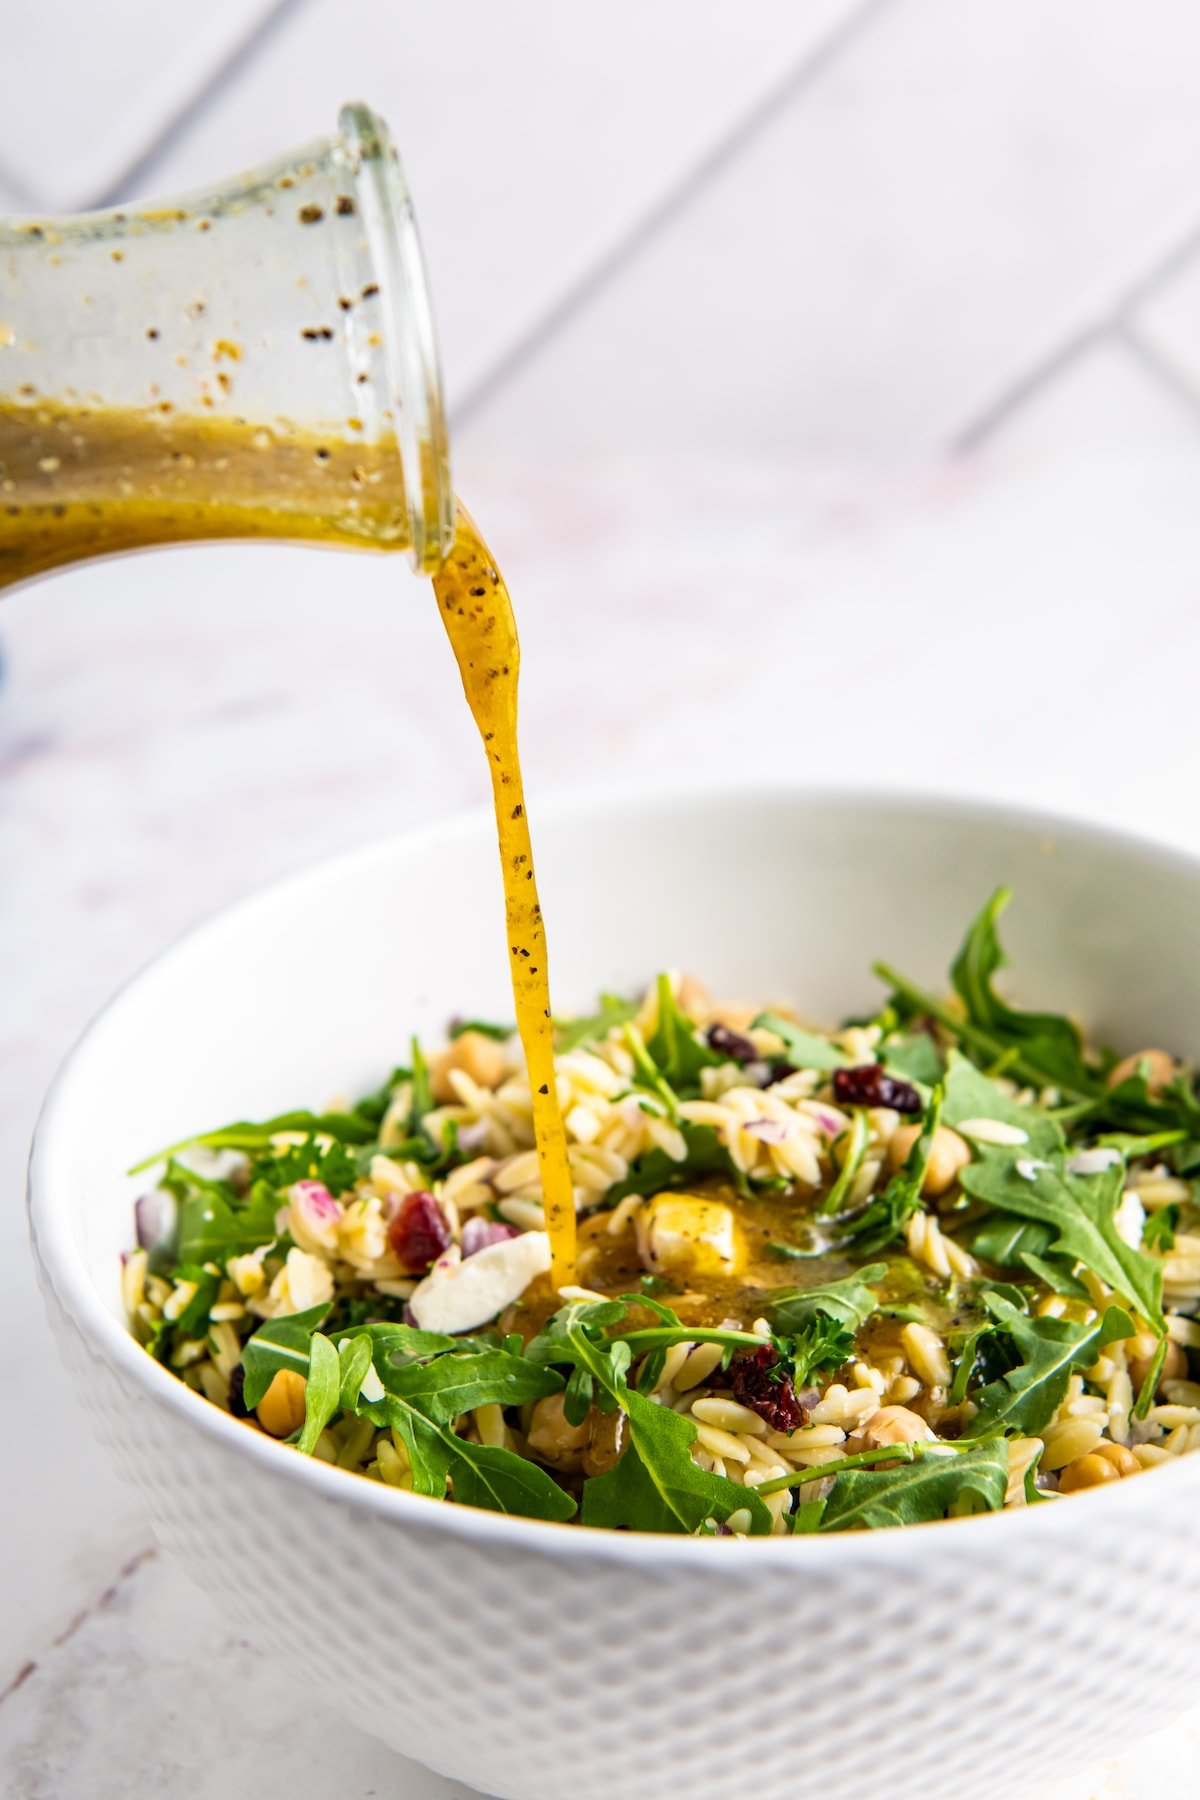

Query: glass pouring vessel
0;103;453;590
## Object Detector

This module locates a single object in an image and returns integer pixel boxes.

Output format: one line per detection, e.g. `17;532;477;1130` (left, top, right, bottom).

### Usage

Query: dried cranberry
387;1190;452;1273
831;1063;922;1114
730;1346;810;1434
705;1022;758;1064
228;1364;250;1418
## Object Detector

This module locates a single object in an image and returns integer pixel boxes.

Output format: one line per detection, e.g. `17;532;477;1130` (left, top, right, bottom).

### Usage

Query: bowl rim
28;778;1200;1563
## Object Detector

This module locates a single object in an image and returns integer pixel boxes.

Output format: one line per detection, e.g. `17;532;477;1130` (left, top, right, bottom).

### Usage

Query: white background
5;4;1200;1795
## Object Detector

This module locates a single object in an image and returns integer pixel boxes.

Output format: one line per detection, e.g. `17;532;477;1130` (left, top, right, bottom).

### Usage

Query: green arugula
765;1263;886;1336
818;1110;869;1218
130;1106;379;1173
1143;1207;1179;1253
556;993;641;1053
879;1032;945;1086
528;1300;770;1533
817;1440;1010;1530
942;1051;1064;1156
175;1181;282;1266
168;1263;222;1338
448;1017;513;1042
606;1121;744;1204
753;1012;850;1073
948;889;1096;1096
336;1333;374;1410
970;1293;1134;1436
252;1134;361;1196
961;1150;1163;1326
296;1332;342;1453
643;974;722;1089
240;1304;331;1409
844;1086;943;1255
380;1348;563;1423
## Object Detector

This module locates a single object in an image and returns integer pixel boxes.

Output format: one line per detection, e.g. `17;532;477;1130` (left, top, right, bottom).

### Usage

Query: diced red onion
742;1117;790;1144
134;1189;177;1257
462;1216;519;1257
291;1178;339;1222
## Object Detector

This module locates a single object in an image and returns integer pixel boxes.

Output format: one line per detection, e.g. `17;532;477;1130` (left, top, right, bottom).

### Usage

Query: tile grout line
948;206;1200;454
453;0;899;428
1117;321;1200;433
0;1544;157;1708
86;0;308;210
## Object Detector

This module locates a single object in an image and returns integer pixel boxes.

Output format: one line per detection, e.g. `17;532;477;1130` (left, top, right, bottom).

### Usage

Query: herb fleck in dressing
433;507;577;1288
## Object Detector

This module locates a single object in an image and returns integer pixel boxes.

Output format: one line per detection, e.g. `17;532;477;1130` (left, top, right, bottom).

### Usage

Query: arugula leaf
240;1304;331;1408
970;1214;1054;1265
383;1349;562;1424
1017;1251;1090;1300
817;1110;869;1218
296;1333;342;1454
337;1334;374;1411
844;1086;943;1255
765;1264;886;1336
448;1017;513;1042
970;1293;1134;1436
352;1065;409;1128
948;889;1097;1096
818;1441;1009;1530
961;1149;1163;1325
942;1051;1064;1156
1143;1206;1179;1253
880;1032;944;1086
581;1388;769;1535
529;1300;768;1533
335;1321;467;1364
643;974;722;1089
252;1135;361;1197
444;1434;576;1520
606;1121;743;1205
557;993;640;1053
753;1012;849;1074
408;1036;433;1136
176;1183;282;1265
168;1263;222;1338
355;1389;577;1520
131;1107;378;1172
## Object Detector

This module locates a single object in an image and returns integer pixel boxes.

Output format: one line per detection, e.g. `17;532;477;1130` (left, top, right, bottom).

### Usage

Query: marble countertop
5;436;1200;1796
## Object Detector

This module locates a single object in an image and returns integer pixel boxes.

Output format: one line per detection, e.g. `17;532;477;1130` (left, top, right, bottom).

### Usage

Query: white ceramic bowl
29;788;1200;1800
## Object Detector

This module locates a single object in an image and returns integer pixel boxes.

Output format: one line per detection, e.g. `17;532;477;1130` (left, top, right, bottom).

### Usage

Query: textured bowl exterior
29;789;1200;1800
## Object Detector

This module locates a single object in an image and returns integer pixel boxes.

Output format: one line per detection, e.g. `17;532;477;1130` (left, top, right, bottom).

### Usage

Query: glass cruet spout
0;102;454;591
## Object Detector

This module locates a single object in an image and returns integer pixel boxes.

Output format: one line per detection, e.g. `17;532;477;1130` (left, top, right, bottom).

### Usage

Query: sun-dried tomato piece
730;1345;810;1434
388;1190;452;1273
831;1063;922;1114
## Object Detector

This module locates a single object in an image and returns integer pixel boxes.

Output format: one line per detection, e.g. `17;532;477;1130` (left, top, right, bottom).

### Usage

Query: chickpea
430;1029;507;1104
1107;1049;1176;1097
1058;1451;1123;1494
1093;1442;1140;1479
846;1404;936;1460
256;1368;307;1438
1127;1332;1186;1396
887;1124;971;1197
583;1408;626;1478
673;973;709;1017
526;1394;590;1471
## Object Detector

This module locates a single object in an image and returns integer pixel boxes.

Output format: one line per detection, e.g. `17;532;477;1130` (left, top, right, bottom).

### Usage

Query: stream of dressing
432;504;577;1288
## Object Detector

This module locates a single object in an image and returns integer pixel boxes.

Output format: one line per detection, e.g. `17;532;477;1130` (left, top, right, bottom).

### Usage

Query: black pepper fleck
298;204;324;224
335;195;356;216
